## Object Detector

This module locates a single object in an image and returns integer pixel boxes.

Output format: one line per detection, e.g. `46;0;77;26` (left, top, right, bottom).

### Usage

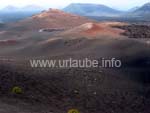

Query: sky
0;0;149;10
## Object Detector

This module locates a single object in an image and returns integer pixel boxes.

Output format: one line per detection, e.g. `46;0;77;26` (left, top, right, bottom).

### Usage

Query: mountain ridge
129;2;150;17
63;3;122;17
1;5;44;12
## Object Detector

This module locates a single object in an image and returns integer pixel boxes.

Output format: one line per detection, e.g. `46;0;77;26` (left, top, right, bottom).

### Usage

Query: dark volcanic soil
0;63;150;113
116;24;150;38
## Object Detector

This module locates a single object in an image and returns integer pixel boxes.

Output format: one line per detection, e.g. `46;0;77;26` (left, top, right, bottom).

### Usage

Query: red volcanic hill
12;9;93;30
61;22;126;38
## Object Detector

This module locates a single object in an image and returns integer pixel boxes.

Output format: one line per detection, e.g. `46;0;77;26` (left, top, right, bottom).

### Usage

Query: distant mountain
63;3;122;17
128;6;140;12
1;6;19;12
1;5;44;12
0;5;45;23
131;3;150;17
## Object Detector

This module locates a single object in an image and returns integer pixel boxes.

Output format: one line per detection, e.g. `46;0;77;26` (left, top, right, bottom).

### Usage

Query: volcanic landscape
0;8;149;113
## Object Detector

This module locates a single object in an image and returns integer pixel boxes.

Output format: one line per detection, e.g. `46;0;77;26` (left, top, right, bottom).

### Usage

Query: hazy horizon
0;0;149;11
